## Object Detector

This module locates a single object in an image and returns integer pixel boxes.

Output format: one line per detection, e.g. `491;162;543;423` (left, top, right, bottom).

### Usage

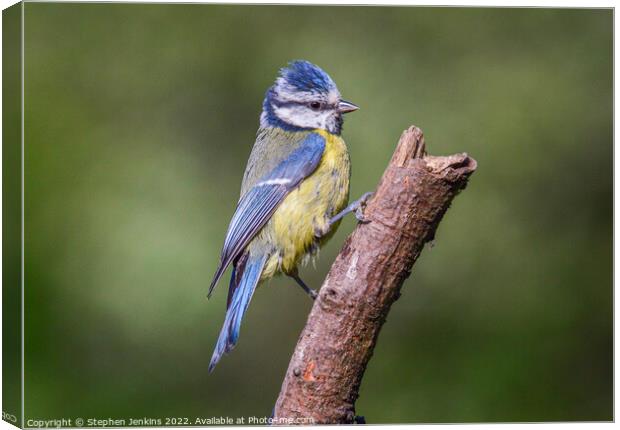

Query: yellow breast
260;130;351;278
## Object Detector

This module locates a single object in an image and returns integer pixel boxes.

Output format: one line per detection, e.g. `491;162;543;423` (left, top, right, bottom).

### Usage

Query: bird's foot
307;288;318;300
329;191;374;226
353;191;374;223
313;192;375;240
289;271;318;301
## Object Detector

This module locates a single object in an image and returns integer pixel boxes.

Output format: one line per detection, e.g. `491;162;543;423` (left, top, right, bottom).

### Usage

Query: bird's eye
309;102;322;110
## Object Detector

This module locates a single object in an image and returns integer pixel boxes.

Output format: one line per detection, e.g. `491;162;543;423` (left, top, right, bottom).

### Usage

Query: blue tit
208;60;370;372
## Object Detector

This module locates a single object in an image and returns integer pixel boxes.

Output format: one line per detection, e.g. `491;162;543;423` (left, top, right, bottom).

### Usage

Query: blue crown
278;60;336;94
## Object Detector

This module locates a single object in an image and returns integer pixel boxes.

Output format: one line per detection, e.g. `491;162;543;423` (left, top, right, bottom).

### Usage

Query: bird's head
261;60;358;135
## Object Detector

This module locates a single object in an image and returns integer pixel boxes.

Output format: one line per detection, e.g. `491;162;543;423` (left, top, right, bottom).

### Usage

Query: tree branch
273;125;478;424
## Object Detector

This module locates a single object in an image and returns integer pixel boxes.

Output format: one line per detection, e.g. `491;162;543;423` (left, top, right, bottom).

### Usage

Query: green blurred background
20;4;611;423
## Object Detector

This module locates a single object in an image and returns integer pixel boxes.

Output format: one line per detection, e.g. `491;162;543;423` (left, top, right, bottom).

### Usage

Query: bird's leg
329;191;374;226
288;269;318;300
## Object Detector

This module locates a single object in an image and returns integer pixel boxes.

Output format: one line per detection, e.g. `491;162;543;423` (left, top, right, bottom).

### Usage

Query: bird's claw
355;207;370;223
326;191;374;231
354;192;374;223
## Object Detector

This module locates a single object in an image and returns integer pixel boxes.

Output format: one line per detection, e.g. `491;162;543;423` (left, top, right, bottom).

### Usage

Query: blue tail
209;253;267;372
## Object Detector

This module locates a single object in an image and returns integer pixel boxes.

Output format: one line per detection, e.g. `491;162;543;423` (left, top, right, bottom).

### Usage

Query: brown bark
273;126;477;424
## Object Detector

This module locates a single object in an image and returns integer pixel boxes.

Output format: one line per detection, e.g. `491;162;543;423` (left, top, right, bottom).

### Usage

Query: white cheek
274;105;330;129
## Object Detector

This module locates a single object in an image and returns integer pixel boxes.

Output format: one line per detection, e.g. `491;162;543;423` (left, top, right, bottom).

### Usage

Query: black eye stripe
271;99;332;110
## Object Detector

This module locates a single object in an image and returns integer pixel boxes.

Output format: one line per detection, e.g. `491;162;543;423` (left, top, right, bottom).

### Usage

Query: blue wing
208;133;326;297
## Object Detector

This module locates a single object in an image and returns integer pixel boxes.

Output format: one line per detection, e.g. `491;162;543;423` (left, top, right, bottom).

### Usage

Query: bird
207;60;372;372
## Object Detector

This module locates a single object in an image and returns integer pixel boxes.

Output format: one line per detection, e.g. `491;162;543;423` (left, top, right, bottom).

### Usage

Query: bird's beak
338;100;359;114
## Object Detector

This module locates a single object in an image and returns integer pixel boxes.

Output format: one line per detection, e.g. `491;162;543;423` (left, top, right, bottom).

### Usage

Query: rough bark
273;126;477;424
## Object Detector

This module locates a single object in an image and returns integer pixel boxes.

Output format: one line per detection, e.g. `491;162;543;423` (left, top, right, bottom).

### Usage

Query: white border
0;2;615;430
